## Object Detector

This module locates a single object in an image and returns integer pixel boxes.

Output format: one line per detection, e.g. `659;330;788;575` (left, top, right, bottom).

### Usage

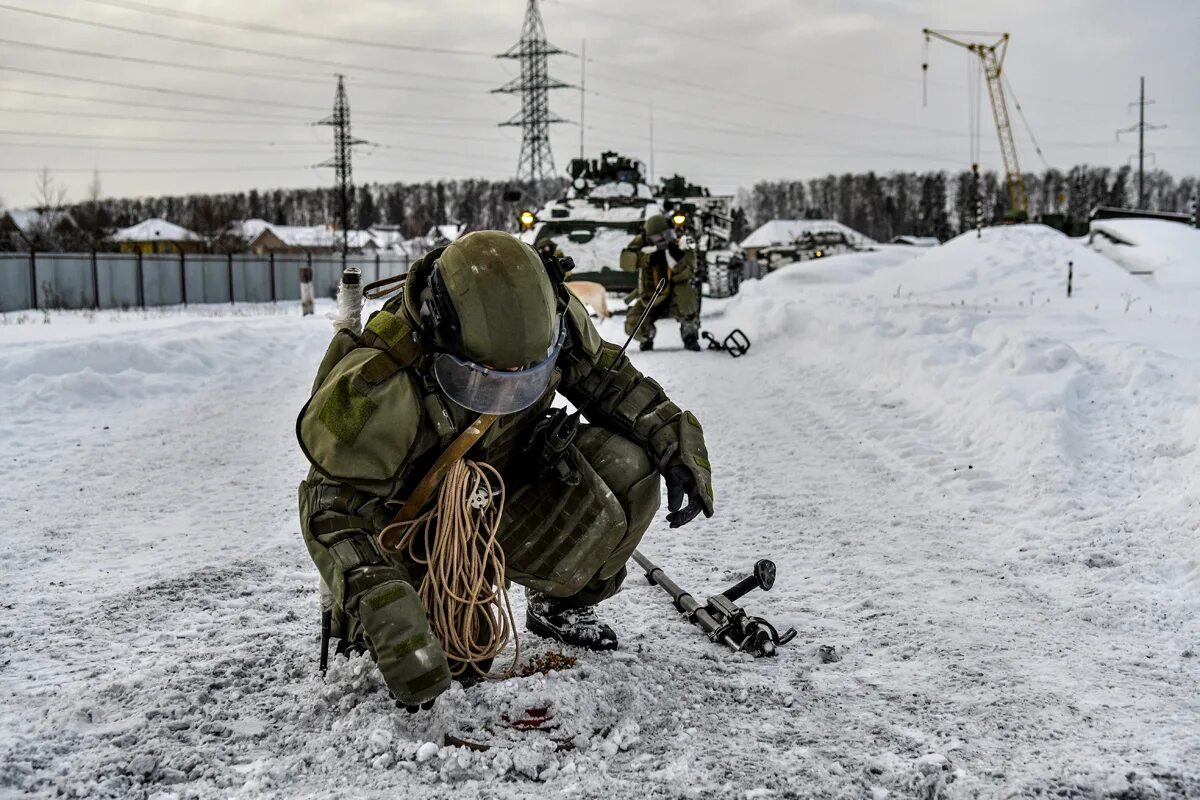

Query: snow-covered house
246;224;378;254
741;219;875;270
110;218;206;254
741;219;875;262
1;208;79;249
890;235;941;247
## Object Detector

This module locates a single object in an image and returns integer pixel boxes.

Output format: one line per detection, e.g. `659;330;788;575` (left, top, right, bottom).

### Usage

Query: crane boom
923;29;1028;215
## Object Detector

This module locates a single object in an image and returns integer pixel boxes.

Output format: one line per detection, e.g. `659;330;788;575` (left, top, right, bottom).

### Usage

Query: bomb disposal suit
296;232;714;707
620;214;701;351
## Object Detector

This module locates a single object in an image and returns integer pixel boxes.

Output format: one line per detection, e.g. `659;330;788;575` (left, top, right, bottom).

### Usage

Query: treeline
742;166;1197;242
20;178;565;251
9;165;1196;252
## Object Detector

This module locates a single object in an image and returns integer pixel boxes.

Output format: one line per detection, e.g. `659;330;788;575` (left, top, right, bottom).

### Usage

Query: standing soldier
620;214;700;351
296;231;714;709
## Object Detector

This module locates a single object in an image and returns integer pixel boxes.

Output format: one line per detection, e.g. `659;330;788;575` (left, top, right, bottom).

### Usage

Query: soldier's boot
680;316;701;351
525;590;618;651
639;339;654;351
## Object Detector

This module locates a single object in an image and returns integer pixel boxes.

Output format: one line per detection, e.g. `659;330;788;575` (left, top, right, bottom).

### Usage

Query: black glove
664;464;710;528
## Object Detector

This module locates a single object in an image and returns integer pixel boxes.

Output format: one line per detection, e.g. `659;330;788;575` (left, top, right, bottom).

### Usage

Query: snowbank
719;225;1200;502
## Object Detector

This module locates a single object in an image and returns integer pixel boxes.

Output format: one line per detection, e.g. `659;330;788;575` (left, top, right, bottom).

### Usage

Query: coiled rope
379;459;518;677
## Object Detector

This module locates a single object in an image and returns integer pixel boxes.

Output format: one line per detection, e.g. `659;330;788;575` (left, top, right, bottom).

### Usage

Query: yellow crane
923;29;1028;218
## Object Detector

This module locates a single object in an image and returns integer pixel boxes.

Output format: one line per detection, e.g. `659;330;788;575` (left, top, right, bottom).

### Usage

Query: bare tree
34;167;69;211
28;168;75;251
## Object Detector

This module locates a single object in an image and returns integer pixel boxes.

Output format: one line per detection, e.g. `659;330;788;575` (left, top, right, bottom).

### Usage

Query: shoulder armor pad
563;293;603;359
297;347;423;484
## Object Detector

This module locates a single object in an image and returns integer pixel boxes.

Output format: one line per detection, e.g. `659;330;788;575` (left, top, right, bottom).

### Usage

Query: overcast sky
0;0;1196;209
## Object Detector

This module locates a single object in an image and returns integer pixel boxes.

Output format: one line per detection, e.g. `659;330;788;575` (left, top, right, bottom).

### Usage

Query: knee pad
356;581;451;705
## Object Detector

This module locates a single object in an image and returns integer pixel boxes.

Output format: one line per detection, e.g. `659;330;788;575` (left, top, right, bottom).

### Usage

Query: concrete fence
0;251;412;313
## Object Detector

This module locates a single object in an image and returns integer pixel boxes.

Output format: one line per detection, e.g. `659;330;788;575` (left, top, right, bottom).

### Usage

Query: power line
0;65;497;123
0;3;495;84
0;166;312;174
0;65;327;112
76;0;494;57
0;107;306;125
0;141;325;154
0;130;319;145
0;91;501;130
0;89;316;123
0;38;486;95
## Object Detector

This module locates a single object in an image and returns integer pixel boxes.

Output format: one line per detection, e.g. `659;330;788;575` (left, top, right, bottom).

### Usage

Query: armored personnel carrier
518;151;748;298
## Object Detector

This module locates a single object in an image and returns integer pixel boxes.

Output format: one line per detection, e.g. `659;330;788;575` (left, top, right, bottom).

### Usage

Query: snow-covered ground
2;225;1198;799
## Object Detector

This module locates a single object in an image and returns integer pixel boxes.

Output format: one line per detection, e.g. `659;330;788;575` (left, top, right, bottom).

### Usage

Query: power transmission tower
1117;77;1166;210
494;0;571;191
316;74;369;262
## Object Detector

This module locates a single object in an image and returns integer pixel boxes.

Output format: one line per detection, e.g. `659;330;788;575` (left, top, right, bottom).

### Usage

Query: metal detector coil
702;329;751;358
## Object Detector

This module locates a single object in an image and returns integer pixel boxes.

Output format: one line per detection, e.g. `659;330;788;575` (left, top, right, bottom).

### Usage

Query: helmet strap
419;259;462;347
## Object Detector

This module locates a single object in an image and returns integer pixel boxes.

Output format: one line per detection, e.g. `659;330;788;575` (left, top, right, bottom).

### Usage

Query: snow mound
0;308;329;414
714;224;1199;506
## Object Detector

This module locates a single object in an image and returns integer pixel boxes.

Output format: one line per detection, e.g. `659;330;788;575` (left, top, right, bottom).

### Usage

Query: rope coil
379;459;519;677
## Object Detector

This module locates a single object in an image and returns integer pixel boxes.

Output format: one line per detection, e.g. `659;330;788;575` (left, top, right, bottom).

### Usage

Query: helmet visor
647;228;677;248
432;317;566;414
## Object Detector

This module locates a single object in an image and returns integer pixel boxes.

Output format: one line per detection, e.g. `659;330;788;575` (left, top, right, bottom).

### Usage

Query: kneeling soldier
296;231;713;707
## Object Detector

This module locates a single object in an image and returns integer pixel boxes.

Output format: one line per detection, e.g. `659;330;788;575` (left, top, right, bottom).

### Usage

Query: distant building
111;218;206;254
741;219;875;269
1;208;79;249
235;220;464;257
890;235;940;247
245;223;378;254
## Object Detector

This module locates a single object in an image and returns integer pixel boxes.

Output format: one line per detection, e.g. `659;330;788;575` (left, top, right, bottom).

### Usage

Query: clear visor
647;228;677;247
432;318;566;414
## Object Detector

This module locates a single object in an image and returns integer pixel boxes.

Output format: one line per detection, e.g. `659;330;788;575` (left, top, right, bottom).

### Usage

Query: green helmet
418;231;564;414
644;214;671;237
643;213;676;248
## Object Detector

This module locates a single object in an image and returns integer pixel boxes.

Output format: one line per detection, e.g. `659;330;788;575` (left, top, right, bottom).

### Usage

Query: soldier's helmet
417;231;564;415
643;214;677;248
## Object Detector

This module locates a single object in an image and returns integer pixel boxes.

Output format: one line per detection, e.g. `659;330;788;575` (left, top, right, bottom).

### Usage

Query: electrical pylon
494;0;571;188
316;74;369;260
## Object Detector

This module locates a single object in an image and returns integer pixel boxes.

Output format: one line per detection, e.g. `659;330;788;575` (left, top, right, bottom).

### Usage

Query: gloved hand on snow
664;464;713;528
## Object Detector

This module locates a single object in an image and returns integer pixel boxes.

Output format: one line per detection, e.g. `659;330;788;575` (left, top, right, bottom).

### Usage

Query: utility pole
494;0;571;197
649;102;655;185
1117;77;1166;210
315;75;368;265
579;39;586;160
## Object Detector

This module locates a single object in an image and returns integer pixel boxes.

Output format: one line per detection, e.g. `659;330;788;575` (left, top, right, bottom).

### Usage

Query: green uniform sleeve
619;234;647;272
299;476;451;704
559;302;714;511
668;246;697;283
297;331;452;703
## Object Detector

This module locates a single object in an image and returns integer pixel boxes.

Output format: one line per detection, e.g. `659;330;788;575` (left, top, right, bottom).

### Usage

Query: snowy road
2;227;1198;798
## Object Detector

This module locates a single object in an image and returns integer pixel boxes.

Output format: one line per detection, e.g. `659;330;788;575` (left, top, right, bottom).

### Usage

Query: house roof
231;218;275;241
890;235;940;246
111;218;203;242
3;208;77;234
249;224;377;249
741;219;875;249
